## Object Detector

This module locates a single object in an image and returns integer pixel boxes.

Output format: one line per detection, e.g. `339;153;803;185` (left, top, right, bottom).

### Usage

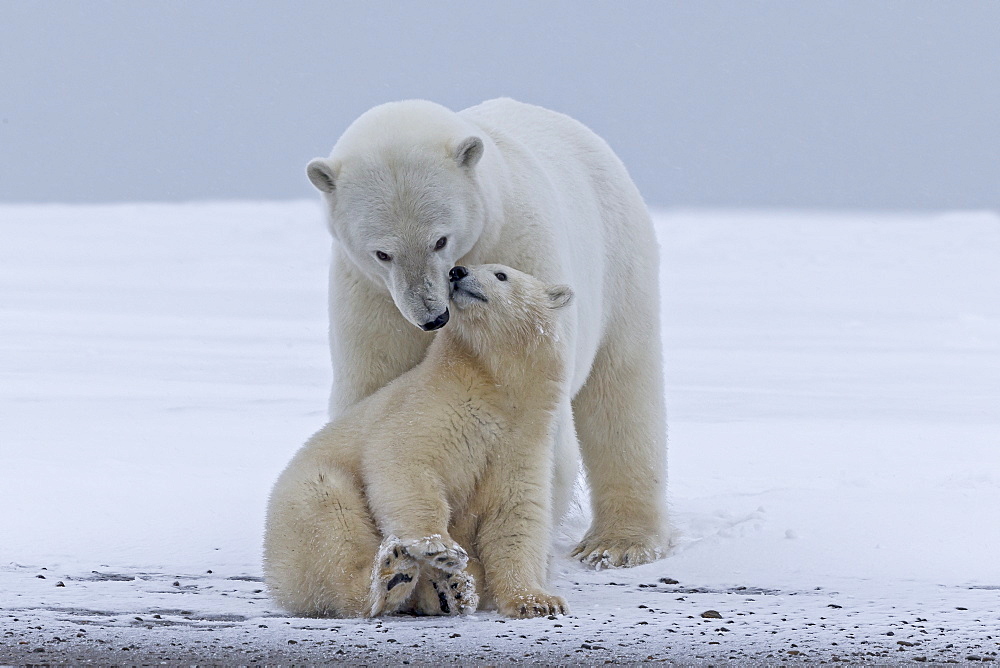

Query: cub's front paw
401;535;469;573
497;590;568;619
571;531;665;569
368;535;419;616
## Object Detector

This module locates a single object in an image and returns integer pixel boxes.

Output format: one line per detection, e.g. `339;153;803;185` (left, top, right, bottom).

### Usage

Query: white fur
310;98;670;568
264;266;573;618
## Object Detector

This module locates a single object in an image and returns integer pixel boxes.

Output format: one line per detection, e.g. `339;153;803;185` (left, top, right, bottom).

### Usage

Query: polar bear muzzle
421;309;450;331
448;265;489;306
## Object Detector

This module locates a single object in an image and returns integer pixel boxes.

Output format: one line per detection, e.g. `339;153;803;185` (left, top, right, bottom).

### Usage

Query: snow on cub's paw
401;535;469;573
411;568;479;616
497;590;568;619
571;533;664;569
367;535;420;616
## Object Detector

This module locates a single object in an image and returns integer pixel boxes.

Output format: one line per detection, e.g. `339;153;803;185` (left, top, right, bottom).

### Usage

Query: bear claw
498;591;568;619
570;533;664;569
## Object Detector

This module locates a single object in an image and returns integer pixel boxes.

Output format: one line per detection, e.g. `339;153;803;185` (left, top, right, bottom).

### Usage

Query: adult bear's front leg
571;315;672;568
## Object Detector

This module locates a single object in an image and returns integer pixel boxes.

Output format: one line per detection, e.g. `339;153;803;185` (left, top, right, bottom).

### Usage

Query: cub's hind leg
408;555;483;616
368;535;423;616
264;463;382;617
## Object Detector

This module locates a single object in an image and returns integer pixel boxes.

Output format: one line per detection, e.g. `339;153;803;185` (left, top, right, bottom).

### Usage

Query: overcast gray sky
2;1;998;209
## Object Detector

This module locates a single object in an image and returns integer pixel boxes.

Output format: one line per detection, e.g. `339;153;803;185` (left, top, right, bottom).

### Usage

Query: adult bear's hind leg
571;322;671;568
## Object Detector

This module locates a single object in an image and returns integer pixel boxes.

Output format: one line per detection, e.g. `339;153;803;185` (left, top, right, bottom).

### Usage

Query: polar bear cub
264;264;574;618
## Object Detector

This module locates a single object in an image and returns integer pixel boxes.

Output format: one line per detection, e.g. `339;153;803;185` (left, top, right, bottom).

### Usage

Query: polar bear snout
388;267;452;331
448;266;490;308
421;309;450;331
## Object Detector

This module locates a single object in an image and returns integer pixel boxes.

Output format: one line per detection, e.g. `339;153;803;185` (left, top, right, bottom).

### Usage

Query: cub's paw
411;569;479;616
401;535;469;573
570;532;665;569
497;590;569;619
368;536;419;616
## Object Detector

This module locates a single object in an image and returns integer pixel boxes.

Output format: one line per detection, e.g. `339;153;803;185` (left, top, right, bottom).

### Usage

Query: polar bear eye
375;250;392;262
434;236;448;251
495;272;507;281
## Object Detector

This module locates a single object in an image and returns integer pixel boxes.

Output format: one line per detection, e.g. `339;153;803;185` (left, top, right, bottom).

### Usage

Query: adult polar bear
307;98;669;567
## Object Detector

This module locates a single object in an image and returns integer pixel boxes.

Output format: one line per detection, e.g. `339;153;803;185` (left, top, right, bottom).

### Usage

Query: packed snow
1;202;998;663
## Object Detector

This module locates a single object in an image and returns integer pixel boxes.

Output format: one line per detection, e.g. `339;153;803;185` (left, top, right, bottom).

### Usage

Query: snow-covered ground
2;202;998;664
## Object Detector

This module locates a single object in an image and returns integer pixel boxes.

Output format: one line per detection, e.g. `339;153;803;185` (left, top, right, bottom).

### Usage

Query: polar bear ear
452;136;484;169
306;158;339;194
546;284;574;309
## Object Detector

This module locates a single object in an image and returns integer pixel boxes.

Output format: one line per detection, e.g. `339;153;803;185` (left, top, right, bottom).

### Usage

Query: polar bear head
307;101;491;331
447;264;573;352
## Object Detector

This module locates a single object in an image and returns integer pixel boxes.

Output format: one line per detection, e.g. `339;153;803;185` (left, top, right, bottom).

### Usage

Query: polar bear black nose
449;266;468;282
421;308;450;331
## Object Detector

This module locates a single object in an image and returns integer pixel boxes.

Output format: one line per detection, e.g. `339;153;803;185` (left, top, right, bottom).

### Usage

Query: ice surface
1;203;998;662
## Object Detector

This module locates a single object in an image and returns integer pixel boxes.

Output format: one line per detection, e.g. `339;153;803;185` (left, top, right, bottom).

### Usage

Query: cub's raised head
447;264;573;349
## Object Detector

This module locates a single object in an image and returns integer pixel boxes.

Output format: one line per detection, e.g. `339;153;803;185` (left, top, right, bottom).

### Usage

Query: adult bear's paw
571;531;665;569
496;590;569;619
